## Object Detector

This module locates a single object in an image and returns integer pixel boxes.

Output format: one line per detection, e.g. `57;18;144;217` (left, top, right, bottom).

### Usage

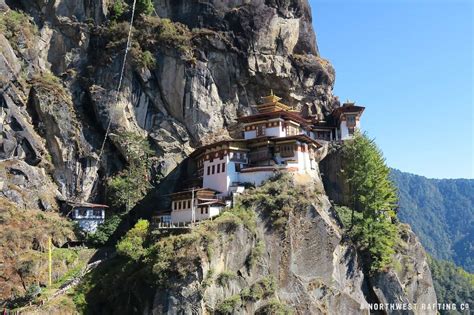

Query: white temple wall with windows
170;205;221;223
171;198;197;213
203;155;229;194
244;120;286;139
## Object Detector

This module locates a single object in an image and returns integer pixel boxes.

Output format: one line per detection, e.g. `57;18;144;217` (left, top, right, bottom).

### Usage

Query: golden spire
258;91;291;113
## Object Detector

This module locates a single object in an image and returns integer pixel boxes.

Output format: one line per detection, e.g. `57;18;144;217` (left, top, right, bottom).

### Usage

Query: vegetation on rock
86;215;122;247
238;172;316;229
240;276;277;302
0;198;92;308
256;298;293;315
0;9;37;52
97;15;193;70
216;294;241;314
216;271;237;287
107;132;153;211
116;219;149;261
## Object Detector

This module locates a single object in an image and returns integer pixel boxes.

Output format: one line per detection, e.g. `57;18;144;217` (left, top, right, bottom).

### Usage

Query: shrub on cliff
0;9;37;52
341;132;399;272
86;215;122;247
116;219;149;261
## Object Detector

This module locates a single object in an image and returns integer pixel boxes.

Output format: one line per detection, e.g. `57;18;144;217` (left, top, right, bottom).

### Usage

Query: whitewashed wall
203;156;229;194
171;207;222;223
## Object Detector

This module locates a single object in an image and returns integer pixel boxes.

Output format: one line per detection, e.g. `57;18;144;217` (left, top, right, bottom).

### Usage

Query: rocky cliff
1;0;438;313
71;175;436;315
1;0;338;205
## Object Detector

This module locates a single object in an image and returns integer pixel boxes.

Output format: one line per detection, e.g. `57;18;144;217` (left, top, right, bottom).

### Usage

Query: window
207;166;210;175
78;209;87;216
217;164;220;173
200;208;204;214
280;144;294;157
187;200;191;208
256;124;266;137
93;209;102;217
211;165;215;174
348;127;355;135
205;208;208;214
235;163;241;172
221;163;225;172
346;115;356;126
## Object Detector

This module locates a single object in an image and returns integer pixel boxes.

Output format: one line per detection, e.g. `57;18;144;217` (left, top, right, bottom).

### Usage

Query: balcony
248;150;272;163
230;156;248;163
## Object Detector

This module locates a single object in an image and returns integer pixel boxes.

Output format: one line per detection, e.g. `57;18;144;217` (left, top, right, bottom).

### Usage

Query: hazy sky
309;0;473;179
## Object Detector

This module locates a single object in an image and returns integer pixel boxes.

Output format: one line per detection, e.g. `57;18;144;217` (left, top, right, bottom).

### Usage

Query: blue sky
309;0;473;179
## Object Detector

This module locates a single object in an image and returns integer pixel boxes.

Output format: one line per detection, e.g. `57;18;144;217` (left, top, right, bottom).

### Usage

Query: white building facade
70;203;108;233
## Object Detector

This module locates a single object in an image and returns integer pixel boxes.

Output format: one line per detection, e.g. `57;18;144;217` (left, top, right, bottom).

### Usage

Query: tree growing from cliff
108;132;153;212
116;219;149;261
136;0;154;16
342;132;399;272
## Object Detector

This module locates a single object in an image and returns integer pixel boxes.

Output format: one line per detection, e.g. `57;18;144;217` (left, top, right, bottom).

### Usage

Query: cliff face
1;0;438;312
2;0;337;205
75;176;436;315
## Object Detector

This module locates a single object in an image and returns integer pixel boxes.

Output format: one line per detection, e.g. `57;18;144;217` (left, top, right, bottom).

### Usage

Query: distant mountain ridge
390;169;474;272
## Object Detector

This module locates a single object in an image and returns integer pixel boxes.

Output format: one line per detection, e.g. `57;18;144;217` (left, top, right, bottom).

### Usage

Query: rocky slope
0;0;438;313
72;175;436;314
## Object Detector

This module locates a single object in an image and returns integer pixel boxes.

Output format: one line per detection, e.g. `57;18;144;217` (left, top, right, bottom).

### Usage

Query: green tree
342;132;399;271
108;132;153;212
87;215;122;246
110;0;126;20
116;219;149;261
136;0;154;16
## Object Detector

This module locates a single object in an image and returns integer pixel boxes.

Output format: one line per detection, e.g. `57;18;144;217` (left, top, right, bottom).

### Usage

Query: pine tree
342;132;399;271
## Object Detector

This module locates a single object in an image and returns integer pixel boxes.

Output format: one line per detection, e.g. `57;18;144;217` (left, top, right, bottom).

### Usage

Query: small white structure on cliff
69;202;108;232
156;188;225;226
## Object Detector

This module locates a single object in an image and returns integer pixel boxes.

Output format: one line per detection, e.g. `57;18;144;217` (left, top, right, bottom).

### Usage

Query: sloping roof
197;200;226;206
246;134;322;147
237;110;311;127
68;202;109;209
166;187;221;197
189;139;248;158
332;104;365;120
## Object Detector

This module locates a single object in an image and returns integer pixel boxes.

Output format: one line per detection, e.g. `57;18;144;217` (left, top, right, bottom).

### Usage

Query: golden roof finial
270;89;274;96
